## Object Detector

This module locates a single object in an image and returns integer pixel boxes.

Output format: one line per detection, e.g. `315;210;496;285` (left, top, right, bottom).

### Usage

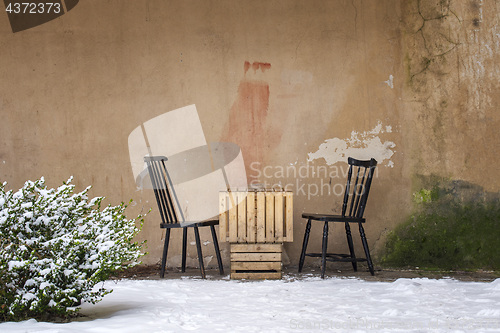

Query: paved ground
113;263;499;282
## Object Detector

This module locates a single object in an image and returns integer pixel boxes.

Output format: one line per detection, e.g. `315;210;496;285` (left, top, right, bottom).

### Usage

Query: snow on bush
0;177;145;322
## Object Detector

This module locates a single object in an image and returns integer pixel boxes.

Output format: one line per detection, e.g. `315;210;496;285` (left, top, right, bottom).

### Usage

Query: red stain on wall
229;80;270;137
244;61;251;74
223;61;277;182
244;61;272;74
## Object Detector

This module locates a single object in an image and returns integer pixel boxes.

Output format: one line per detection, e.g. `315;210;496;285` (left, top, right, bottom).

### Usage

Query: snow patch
8;260;26;270
39;282;51;290
22;293;36;301
1;278;497;332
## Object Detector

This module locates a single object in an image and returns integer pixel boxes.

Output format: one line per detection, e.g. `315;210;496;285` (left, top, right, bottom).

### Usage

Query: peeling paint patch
308;122;396;166
384;75;394;89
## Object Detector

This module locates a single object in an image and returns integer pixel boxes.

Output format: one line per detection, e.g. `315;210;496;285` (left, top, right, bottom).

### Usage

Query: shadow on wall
4;0;80;33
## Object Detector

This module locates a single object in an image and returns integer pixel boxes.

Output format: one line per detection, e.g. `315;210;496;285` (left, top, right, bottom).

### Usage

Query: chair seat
160;219;219;229
302;213;365;223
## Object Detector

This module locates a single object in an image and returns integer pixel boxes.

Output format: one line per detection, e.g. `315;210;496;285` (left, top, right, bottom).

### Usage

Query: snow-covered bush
0;177;145;322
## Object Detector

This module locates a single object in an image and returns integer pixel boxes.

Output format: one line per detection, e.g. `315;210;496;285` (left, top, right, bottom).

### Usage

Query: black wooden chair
144;156;224;279
298;157;377;278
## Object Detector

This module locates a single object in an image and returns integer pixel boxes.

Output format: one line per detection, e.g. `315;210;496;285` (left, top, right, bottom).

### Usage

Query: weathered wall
0;0;498;270
401;0;500;192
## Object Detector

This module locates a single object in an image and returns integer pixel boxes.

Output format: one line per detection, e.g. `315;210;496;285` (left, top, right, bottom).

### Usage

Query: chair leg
210;225;224;275
193;226;206;279
298;219;312;273
359;223;374;276
321;221;329;279
344;222;358;271
160;229;171;278
181;227;188;273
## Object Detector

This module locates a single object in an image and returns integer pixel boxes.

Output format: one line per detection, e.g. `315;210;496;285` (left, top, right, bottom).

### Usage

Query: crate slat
231;272;282;279
265;192;275;242
231;261;282;271
231;252;281;262
256;192;266;242
237;192;246;242
274;193;284;242
228;192;238;242
285;192;293;242
246;191;256;243
218;192;227;241
231;243;281;253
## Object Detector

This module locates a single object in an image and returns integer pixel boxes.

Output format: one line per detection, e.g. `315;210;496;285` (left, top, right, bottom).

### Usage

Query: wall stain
244;61;272;74
223;61;280;181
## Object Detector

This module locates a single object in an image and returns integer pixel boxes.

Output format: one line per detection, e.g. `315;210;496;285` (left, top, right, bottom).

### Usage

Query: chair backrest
341;157;377;219
144;156;181;225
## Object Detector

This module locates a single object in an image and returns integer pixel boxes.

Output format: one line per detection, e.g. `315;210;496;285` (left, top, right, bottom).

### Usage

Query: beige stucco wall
402;0;500;191
1;0;498;269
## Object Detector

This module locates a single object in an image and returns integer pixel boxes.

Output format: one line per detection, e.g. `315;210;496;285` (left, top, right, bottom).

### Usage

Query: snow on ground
1;275;499;332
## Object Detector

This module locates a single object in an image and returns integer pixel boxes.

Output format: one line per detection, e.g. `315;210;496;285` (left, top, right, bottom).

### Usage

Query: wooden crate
219;190;293;243
230;243;282;279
